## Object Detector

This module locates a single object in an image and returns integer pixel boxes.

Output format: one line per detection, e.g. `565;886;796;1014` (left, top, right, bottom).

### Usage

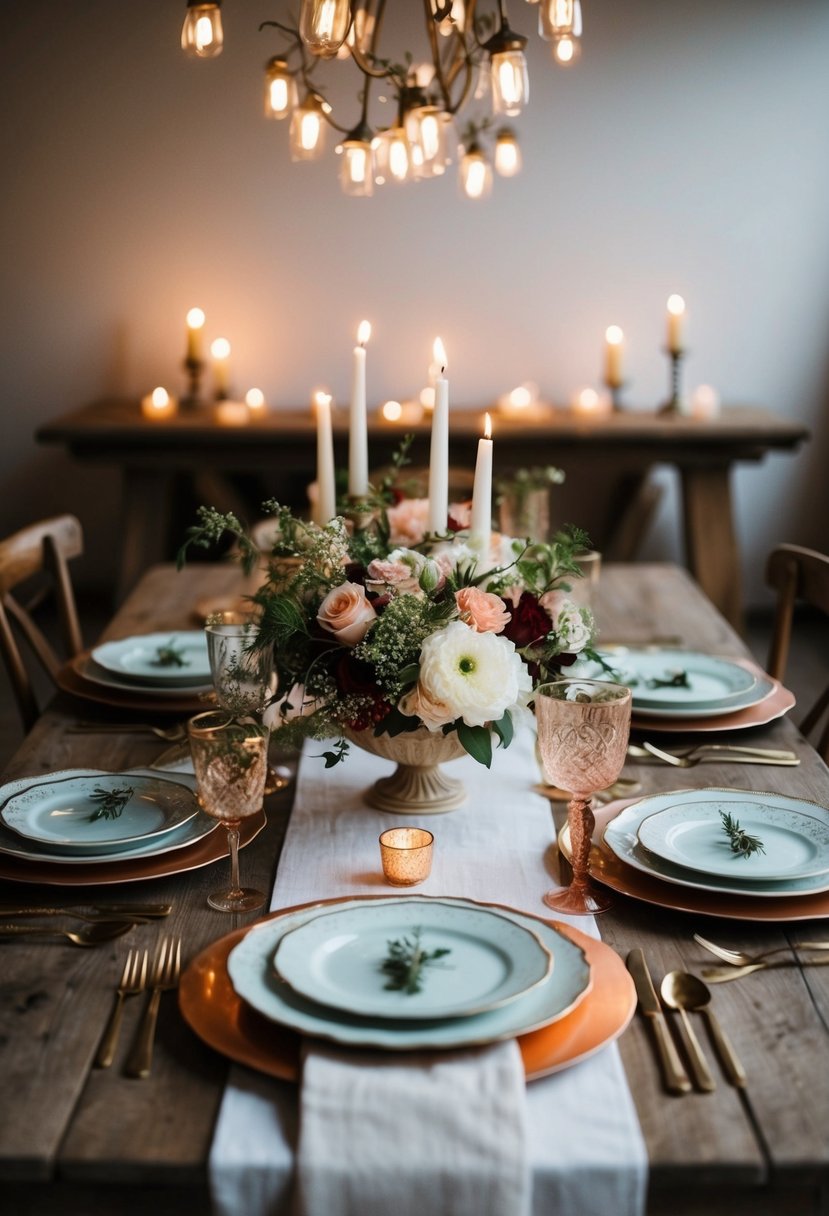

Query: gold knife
0;904;172;919
627;949;692;1095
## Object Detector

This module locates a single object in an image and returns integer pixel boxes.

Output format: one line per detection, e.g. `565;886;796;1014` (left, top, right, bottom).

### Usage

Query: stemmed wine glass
187;710;268;912
534;679;632;915
206;619;292;792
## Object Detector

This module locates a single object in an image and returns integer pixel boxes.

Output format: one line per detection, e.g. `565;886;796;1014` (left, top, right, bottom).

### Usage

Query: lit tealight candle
571;387;612;417
245;387;267;414
349;320;371;497
210;337;231;400
381;400;403;422
186;307;205;362
313;389;336;524
667;294;686;353
469;412;493;557
428;338;449;535
214;400;250;426
604;326;624;388
141;386;178;420
381;399;424;425
691;384;720;419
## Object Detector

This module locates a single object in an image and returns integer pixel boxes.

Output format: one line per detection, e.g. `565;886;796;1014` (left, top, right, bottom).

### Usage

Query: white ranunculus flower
554;602;593;654
418;620;532;728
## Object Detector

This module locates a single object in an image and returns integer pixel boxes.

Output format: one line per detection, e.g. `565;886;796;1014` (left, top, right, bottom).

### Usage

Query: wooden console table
36;400;808;628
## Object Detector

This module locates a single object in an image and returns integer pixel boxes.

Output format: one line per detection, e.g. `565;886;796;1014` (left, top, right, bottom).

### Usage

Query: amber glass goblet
535;679;632;915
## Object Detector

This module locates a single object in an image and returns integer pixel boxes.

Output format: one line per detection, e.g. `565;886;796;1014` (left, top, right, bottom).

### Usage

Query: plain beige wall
1;0;828;603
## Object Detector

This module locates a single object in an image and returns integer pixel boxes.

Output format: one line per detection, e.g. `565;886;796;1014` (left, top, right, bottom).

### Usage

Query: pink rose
454;586;511;634
366;558;422;595
448;500;471;529
398;681;456;731
317;582;377;646
387;498;431;547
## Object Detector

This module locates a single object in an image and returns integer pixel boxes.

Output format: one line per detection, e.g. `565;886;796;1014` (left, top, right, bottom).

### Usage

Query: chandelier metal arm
422;0;451;110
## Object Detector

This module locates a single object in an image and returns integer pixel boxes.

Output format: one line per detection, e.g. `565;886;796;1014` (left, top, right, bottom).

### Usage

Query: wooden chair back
765;543;829;761
0;515;84;731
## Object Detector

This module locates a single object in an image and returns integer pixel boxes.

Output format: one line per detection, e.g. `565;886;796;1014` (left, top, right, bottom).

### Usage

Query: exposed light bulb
460;146;492;200
181;2;223;59
299;0;352;59
264;58;297;119
494;129;522;177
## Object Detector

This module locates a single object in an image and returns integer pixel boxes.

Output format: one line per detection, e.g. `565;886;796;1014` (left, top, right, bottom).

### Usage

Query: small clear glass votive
379;827;434;887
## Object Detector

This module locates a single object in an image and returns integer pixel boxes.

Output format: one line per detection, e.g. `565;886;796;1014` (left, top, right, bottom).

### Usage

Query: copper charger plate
178;895;636;1083
57;652;213;714
0;812;265;886
559;800;829;922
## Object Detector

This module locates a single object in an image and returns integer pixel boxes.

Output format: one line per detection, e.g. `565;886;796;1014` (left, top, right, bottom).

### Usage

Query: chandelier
181;1;584;199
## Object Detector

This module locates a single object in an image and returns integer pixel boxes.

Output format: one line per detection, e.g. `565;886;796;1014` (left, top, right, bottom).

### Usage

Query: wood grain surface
0;561;827;1216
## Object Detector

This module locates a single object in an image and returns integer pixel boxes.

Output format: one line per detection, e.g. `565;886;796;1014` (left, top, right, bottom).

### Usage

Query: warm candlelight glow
667;294;685;317
211;337;231;360
667;294;686;353
214;401;249;426
484;412;492;439
605;325;623;346
357;319;371;346
245;388;266;412
433;336;447;370
604;325;624;389
572;387;612;416
382;400;403;422
141;386;177;420
313;389;333;409
187;307;206;330
509;386;532;407
420;386;436;409
691;384;721;419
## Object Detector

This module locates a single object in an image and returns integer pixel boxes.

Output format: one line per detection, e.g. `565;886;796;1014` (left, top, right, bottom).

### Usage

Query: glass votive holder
568;550;602;611
379;827;434;887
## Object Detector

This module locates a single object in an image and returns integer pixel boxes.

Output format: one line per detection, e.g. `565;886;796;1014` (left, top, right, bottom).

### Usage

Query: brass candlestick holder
660;349;689;415
181;355;205;411
604;380;626;412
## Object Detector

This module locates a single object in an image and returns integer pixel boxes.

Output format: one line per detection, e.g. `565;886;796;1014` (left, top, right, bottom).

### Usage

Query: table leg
118;467;173;603
680;464;744;634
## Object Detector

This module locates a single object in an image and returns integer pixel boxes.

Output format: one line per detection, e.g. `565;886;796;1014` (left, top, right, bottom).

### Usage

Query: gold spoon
663;971;746;1087
0;920;136;946
660;971;717;1091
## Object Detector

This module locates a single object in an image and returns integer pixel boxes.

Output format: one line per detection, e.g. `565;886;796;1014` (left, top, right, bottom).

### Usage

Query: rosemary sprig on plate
88;785;134;822
151;638;189;668
645;669;690;690
720;810;765;858
380;927;451;994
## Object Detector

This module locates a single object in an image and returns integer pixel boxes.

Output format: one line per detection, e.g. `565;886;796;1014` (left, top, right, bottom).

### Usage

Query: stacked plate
569;648;793;732
562;788;829;922
58;631;214;711
226;895;593;1053
0;768;217;868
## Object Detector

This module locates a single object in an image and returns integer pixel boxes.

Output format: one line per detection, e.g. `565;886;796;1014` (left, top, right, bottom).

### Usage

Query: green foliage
380;928;452;995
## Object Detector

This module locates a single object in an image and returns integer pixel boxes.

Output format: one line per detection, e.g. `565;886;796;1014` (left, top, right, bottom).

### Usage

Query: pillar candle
348;320;370;496
604;326;624;388
428;337;449;535
667;294;686;353
210;337;231;400
469;412;493;557
314;390;336;524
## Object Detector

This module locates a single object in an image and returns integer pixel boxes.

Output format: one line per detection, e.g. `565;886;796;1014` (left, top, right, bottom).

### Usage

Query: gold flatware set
628;742;800;767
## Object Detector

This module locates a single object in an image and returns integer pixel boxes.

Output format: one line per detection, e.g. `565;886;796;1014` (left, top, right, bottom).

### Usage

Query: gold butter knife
627;949;692;1095
0;903;172;920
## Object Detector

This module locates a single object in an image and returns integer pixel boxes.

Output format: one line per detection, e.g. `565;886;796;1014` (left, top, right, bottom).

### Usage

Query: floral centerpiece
179;462;598;789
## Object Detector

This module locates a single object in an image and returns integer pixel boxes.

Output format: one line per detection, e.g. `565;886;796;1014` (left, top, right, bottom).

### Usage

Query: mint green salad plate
228;896;591;1052
571;649;766;716
273;899;554;1021
92;631;211;686
638;798;829;882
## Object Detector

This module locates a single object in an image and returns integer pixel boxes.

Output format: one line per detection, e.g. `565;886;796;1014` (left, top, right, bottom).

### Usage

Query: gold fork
641;741;799;768
66;723;187;742
124;937;182;1079
95;948;149;1069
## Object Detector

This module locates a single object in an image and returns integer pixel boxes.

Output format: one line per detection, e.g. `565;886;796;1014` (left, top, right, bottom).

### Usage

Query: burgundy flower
501;592;551;649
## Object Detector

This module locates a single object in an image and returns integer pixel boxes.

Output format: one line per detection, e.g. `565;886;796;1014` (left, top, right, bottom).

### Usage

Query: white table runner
208;727;647;1216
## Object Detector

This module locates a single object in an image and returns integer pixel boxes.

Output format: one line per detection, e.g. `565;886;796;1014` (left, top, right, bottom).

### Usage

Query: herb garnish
645;669;690;690
380;927;452;994
720;810;765;859
88;784;134;822
151;638;189;668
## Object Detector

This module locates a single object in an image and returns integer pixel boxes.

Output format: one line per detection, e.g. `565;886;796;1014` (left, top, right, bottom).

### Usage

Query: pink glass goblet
535;679;632;915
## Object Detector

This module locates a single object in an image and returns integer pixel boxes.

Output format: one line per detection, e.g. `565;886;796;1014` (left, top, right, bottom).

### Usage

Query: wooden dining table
1;560;828;1216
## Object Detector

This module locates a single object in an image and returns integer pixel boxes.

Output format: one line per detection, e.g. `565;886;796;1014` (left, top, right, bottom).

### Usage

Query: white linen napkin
208;727;647;1216
296;1039;529;1216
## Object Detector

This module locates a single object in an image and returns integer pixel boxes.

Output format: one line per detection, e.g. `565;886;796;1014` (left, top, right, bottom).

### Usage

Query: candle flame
245;388;265;409
313;390;333;409
605;325;623;345
382;400;403;421
357;319;371;346
186;307;205;329
508;385;532;407
151;387;169;408
433;336;447;370
484;412;492;439
211;337;231;359
667;293;685;316
577;388;599;410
